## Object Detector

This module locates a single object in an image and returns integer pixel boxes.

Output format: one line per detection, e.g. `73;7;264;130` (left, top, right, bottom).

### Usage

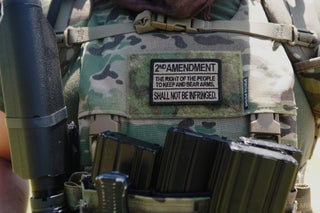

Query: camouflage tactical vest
52;0;320;212
71;0;299;166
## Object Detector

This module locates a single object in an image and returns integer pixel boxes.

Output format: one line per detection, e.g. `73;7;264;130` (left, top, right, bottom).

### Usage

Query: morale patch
127;51;244;119
150;59;221;105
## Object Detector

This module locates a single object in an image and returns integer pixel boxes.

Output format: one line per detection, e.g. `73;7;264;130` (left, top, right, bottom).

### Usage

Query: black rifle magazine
155;127;229;194
92;131;162;193
208;141;299;213
239;136;303;165
154;127;300;213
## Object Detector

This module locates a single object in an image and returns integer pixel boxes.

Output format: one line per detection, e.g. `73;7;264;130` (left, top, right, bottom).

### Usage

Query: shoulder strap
59;10;318;48
262;0;320;62
44;0;92;33
43;0;63;27
53;0;75;33
60;22;135;47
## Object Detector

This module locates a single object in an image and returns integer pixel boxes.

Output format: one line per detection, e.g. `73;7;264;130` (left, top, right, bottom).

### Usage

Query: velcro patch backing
128;51;244;119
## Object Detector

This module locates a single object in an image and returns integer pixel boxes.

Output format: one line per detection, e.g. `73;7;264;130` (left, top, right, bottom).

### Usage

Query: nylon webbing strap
60;10;318;47
61;23;135;47
135;10;293;37
134;10;318;47
6;106;68;128
54;0;74;33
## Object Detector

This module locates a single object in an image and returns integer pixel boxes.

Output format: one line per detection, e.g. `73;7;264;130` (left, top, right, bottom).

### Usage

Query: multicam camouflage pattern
71;0;300;168
261;0;320;163
53;0;320;211
295;58;320;121
62;0;297;169
295;58;320;158
262;0;320;63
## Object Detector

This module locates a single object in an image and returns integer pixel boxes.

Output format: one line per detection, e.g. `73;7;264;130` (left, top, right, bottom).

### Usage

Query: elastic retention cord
6;106;68;128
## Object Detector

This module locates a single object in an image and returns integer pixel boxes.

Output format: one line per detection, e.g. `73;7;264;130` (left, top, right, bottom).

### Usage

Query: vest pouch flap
79;51;250;146
295;57;320;119
78;51;245;120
